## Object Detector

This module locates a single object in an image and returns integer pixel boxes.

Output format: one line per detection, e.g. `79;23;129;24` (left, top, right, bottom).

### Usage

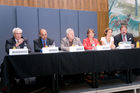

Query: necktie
123;35;126;41
44;40;46;47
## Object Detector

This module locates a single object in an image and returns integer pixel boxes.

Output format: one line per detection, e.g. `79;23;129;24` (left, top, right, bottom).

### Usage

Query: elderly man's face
40;29;47;40
120;27;127;35
67;30;75;41
14;30;22;40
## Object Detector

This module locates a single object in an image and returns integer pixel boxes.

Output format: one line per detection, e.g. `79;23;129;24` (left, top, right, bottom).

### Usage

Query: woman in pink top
83;29;100;50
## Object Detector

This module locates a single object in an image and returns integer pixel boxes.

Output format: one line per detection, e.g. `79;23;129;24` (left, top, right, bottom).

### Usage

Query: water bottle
52;41;56;47
24;42;28;49
13;46;16;49
136;41;140;48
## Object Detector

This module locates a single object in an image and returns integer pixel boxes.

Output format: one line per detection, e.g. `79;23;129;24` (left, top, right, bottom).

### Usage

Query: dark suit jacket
114;33;135;47
5;37;31;54
33;37;54;52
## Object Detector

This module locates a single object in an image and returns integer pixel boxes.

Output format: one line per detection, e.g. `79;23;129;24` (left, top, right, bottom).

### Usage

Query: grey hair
12;27;23;34
66;28;74;35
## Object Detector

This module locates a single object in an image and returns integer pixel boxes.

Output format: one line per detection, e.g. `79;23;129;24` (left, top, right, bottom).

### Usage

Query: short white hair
66;28;74;35
12;27;23;34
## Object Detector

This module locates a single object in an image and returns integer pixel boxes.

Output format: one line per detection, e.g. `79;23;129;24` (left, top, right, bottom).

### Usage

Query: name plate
42;47;59;53
69;46;85;52
9;49;28;55
96;45;111;50
118;42;132;49
119;44;132;49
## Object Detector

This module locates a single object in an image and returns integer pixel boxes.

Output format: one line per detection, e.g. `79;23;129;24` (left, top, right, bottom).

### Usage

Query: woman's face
106;30;112;37
88;31;94;38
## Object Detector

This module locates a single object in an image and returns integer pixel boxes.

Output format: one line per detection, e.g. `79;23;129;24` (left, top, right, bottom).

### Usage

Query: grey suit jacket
60;37;83;51
5;37;31;54
33;37;54;52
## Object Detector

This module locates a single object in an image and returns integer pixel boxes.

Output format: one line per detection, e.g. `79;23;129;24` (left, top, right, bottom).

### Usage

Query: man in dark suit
5;27;31;54
114;25;135;47
33;29;54;52
5;27;31;88
33;29;55;89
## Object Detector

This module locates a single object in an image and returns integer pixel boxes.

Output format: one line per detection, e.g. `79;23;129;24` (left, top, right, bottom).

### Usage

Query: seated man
4;27;31;89
33;29;54;52
114;25;135;47
61;28;83;51
5;27;31;54
60;28;83;85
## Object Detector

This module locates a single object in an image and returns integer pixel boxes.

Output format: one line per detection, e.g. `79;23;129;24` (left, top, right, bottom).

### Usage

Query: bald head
39;29;47;40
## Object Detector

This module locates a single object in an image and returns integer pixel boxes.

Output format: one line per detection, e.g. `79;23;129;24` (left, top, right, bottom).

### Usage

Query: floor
1;75;140;93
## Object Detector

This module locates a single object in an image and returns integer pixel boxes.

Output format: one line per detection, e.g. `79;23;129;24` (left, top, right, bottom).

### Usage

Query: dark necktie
44;40;46;47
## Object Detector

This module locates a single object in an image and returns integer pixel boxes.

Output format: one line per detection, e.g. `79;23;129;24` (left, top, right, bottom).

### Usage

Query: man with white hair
5;27;31;54
61;28;82;51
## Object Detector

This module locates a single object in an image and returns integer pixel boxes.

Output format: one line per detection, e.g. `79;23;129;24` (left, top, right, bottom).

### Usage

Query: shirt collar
41;38;46;41
121;34;127;41
15;39;18;43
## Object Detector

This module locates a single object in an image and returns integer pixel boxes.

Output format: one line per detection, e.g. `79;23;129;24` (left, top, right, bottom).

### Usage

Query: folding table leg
92;72;98;88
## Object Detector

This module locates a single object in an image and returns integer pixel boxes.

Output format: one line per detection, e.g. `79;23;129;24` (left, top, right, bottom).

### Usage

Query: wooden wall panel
97;0;108;11
97;12;109;40
0;0;109;39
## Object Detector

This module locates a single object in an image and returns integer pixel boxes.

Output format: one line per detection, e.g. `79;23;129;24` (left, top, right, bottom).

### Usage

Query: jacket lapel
12;37;16;44
47;38;49;46
119;34;123;42
66;37;70;46
39;37;43;48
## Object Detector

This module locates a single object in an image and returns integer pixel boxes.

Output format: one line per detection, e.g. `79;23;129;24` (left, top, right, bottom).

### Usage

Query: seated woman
100;27;115;49
101;28;117;78
83;29;100;84
83;29;100;50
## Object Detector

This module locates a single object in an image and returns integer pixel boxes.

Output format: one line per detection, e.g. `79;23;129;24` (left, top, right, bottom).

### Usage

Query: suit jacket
114;33;135;47
83;38;99;50
5;37;31;54
33;37;54;52
60;37;82;51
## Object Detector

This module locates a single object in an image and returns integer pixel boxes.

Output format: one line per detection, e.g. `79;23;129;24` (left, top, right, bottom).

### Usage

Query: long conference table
1;48;140;93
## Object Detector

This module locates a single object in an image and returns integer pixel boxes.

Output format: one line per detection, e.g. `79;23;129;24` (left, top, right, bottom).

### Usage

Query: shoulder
34;37;40;42
61;37;67;42
114;33;121;38
83;38;88;41
93;38;99;42
111;36;114;40
47;37;54;42
127;33;133;37
83;38;88;43
6;37;14;43
23;38;28;41
101;37;105;41
62;37;67;40
75;37;81;41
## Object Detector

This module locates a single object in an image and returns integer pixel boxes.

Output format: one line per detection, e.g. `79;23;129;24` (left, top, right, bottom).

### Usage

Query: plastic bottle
136;41;140;48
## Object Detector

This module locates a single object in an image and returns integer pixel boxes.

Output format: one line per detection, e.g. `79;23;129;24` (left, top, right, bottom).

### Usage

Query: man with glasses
114;25;135;47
